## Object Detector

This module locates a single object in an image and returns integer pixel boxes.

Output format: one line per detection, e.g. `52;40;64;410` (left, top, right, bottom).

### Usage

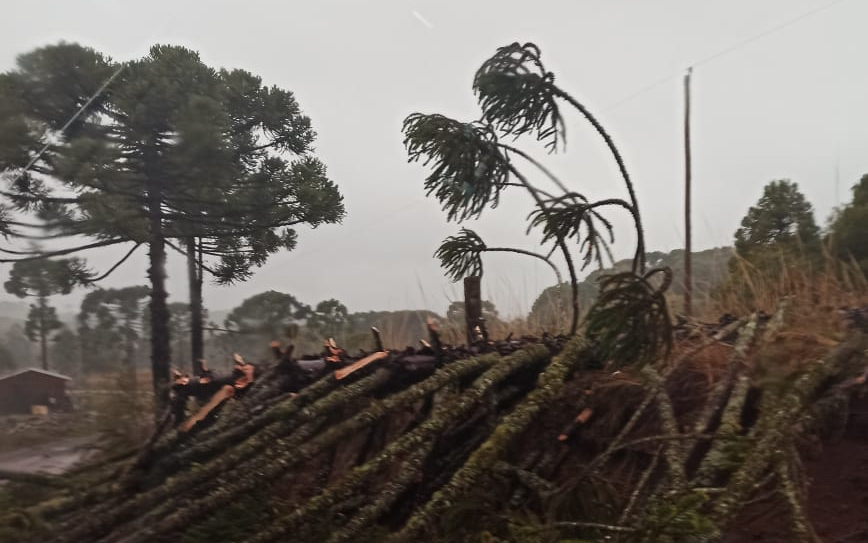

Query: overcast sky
2;0;866;318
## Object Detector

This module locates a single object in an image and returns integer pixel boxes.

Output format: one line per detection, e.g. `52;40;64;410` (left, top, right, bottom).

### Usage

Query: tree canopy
446;300;500;329
4;257;90;369
404;42;649;336
78;285;149;372
224;290;311;339
0;42;345;409
307;299;349;339
734;179;820;258
830;174;868;274
4;257;91;299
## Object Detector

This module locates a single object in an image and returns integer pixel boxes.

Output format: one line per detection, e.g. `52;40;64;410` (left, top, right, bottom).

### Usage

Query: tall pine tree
0;43;344;411
4;257;91;370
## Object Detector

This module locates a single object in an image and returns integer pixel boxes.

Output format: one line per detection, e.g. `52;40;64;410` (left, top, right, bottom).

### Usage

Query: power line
693;0;847;68
603;0;849;112
9;64;126;187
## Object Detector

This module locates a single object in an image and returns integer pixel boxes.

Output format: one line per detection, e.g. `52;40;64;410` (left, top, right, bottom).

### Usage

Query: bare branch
84;243;142;283
0;238;127;262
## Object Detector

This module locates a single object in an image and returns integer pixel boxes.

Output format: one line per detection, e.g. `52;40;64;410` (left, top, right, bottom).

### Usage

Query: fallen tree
0;299;866;543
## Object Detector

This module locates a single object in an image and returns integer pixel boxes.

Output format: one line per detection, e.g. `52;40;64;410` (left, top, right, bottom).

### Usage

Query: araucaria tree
404;42;648;335
0;43;344;409
734;179;820;263
829;174;868;274
78;285;150;374
4;257;91;369
224;290;312;338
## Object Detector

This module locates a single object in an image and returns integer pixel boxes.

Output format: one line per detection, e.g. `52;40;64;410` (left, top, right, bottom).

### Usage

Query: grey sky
2;0;866;319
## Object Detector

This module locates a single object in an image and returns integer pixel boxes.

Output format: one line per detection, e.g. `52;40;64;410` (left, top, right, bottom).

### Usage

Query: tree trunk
39;297;48;370
186;237;204;374
147;180;171;417
463;276;482;344
123;320;137;384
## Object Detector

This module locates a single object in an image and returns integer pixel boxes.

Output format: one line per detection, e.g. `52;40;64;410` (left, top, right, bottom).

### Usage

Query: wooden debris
325;339;345;364
335;351;389;380
180;385;236;433
174;355;258;433
371;327;384;352
557;407;594;441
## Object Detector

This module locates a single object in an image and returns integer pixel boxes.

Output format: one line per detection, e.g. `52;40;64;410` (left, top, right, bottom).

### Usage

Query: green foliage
307;298;350;338
529;248;732;327
584;269;673;369
632;490;716;542
436;228;486;281
407;42;648;334
734;179;820;261
179;491;278;543
78;286;149;372
474;41;646;272
829;173;868;274
22;303;61;343
1;42;345;393
445;300;501;333
720;180;823;306
4;258;91;299
395;338;589;542
474;42;565;153
201;155;346;285
224;290;311;338
527;194;618;270
403;114;511;223
4;257;89;368
528;283;576;332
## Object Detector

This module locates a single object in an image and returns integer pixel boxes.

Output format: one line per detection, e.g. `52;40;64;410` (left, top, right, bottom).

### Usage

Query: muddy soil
0;435;97;475
727;394;868;542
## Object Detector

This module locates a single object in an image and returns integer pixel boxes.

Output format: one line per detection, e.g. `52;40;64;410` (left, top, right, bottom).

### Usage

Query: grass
709;249;867;336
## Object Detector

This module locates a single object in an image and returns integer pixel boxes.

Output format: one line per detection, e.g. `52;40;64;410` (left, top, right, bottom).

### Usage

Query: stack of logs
0;306;866;543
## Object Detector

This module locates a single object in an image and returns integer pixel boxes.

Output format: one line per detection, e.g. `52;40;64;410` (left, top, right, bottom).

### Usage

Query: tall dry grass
708;248;867;337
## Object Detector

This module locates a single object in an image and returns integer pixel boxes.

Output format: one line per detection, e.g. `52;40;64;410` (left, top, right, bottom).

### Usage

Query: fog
2;0;864;318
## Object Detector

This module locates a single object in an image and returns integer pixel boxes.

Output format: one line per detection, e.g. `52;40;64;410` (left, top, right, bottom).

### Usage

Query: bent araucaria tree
405;42;648;335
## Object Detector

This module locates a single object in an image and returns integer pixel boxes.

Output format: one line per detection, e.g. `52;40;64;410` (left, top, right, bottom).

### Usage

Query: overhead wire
603;0;849;112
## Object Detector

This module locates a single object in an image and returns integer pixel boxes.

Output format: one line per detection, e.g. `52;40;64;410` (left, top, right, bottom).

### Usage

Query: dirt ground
727;394;868;542
806;437;868;542
0;435;97;475
805;394;868;543
0;413;100;476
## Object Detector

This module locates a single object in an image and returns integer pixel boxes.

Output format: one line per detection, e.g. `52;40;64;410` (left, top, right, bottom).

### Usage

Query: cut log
335;351;389;380
180;385;236;433
557;407;594;441
372;327;385;352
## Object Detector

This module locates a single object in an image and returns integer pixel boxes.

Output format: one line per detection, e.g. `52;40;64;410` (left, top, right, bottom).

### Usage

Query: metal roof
0;367;72;381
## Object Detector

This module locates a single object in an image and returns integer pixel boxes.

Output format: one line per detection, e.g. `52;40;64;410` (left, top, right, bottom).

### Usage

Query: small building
0;368;73;415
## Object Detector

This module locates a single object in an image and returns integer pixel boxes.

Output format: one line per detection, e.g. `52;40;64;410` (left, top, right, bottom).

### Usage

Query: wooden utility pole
683;67;693;318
